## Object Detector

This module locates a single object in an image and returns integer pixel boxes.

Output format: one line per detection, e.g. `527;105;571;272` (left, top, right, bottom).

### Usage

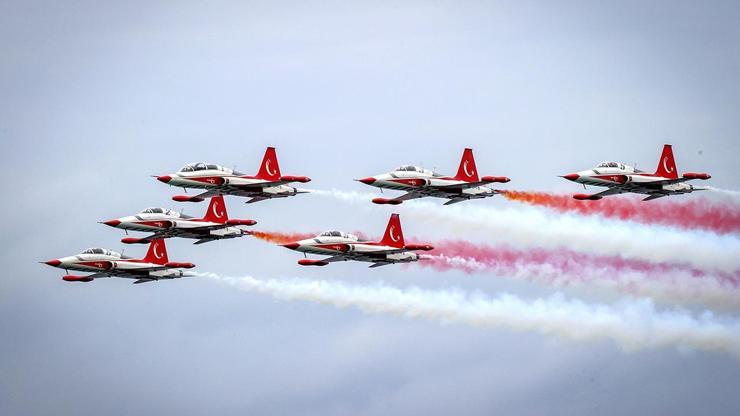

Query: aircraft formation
42;144;712;283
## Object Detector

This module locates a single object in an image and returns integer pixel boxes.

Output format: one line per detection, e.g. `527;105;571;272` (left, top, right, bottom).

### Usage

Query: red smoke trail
250;231;316;244
500;191;740;235
421;240;740;287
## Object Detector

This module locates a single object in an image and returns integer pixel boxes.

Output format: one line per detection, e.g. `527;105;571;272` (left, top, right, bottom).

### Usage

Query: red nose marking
357;177;376;185
281;243;300;249
562;173;580;181
157;175;172;183
45;259;61;267
103;219;121;227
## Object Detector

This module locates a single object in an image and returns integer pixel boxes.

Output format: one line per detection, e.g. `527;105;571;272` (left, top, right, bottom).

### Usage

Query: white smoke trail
199;272;740;358
311;189;740;273
426;254;740;311
706;186;740;198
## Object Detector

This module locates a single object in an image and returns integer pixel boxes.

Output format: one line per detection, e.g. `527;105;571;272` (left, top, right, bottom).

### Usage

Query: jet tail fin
142;239;169;265
654;144;679;179
256;146;282;181
379;213;405;248
454;148;480;182
201;195;229;223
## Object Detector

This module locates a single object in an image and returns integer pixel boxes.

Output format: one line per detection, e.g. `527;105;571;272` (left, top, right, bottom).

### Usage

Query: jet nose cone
103;219;121;227
356;177;376;185
281;242;300;250
561;173;580;181
44;259;61;267
157;175;172;183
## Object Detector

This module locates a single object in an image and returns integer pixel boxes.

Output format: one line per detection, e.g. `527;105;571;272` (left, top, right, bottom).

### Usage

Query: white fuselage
54;253;183;279
113;212;243;239
366;170;494;198
570;164;694;194
162;169;300;197
292;235;419;263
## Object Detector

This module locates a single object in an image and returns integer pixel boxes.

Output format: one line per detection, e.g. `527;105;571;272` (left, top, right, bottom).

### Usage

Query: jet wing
379;190;438;204
643;178;697;186
318;255;352;263
368;262;392;268
193;237;217;245
195;187;280;199
434;181;497;190
77;272;113;280
642;194;668;201
590;187;630;198
392;191;427;202
131;227;226;243
443;198;467;205
316;251;407;264
192;190;223;199
392;187;496;202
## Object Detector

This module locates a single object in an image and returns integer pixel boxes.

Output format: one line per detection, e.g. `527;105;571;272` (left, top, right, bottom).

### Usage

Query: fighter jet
156;147;311;204
355;148;510;205
101;195;256;245
279;213;433;267
561;144;711;201
42;239;195;284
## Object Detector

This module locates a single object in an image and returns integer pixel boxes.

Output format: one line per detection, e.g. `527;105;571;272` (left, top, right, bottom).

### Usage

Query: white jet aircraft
280;213;434;267
42;239;195;284
561;144;711;201
356;148;510;205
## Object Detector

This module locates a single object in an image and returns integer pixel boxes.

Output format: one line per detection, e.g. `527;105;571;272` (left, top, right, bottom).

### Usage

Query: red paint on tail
379;213;405;248
655;144;678;179
202;195;229;223
454;148;480;182
143;239;169;265
256;147;281;181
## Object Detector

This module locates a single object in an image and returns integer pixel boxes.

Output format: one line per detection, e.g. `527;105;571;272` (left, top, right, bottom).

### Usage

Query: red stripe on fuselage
314;243;350;252
388;178;426;187
187;176;225;185
592;175;628;184
135;220;173;228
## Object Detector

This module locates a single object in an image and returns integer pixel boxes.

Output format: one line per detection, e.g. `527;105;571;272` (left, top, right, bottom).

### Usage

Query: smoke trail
499;191;740;235
422;241;740;310
248;226;740;307
199;272;740;358
706;186;740;198
250;231;316;244
311;189;740;273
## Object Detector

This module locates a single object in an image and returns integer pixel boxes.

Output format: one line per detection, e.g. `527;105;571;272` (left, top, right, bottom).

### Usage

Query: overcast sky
2;1;740;415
